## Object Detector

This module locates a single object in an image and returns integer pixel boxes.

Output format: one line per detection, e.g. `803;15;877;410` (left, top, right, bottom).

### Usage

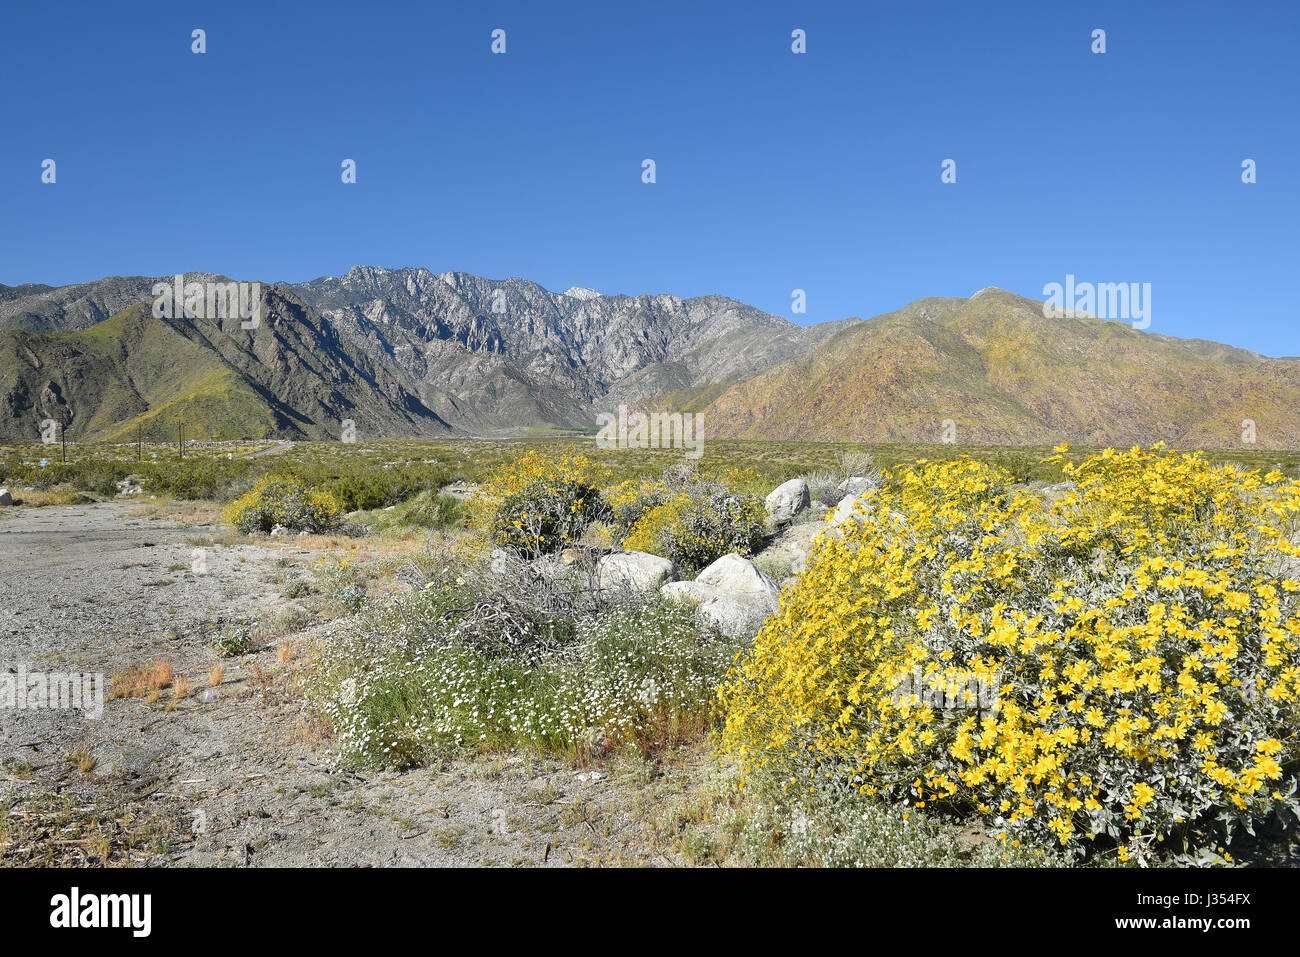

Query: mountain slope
5;274;1297;448
682;288;1300;449
0;285;452;442
286;266;853;427
0;276;162;334
0;267;847;441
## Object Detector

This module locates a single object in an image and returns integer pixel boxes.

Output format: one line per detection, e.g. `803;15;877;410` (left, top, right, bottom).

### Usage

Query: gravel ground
0;503;715;867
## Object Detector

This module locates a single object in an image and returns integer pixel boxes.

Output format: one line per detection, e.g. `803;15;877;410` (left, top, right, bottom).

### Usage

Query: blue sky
3;1;1297;355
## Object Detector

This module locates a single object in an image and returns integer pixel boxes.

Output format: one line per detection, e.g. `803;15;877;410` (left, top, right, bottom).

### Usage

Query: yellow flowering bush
492;477;609;557
720;447;1300;860
660;488;766;575
604;466;766;572
606;478;674;538
621;493;691;553
222;475;342;533
466;450;609;531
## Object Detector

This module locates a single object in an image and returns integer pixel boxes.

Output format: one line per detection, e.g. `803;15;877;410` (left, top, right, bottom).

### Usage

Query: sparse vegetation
211;625;255;658
311;562;742;768
109;660;175;699
8;436;1300;868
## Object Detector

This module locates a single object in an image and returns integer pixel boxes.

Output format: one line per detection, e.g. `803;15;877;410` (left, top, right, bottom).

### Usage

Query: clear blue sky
3;1;1297;355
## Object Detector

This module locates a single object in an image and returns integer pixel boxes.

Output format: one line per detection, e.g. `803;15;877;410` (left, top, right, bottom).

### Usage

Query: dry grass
150;660;173;688
109;659;174;699
125;500;222;524
9;487;93;507
208;664;225;687
67;747;96;774
0;789;187;867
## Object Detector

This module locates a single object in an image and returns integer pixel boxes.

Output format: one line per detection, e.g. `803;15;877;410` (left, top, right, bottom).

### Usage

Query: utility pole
178;423;184;460
61;421;66;463
137;423;142;463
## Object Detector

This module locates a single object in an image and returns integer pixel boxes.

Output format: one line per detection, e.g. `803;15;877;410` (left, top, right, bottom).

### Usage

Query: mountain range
666;287;1300;449
1;268;1296;448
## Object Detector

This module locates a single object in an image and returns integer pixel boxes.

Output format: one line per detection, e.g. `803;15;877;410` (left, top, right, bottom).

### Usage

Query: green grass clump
730;792;1072;868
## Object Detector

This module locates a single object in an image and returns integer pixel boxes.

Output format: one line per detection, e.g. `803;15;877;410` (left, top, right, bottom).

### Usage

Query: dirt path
0;504;706;867
236;440;296;458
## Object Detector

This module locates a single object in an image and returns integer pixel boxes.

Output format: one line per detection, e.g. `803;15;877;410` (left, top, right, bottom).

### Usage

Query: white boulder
764;478;810;526
597;551;677;592
0;489;12;506
830;489;875;527
1040;481;1077;501
661;553;781;637
837;476;878;498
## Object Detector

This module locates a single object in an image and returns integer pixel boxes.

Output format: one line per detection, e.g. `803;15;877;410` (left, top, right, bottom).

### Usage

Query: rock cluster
662;554;781;638
482;475;882;640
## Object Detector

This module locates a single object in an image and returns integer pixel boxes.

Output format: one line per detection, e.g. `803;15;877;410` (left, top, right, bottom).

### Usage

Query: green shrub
76;468;124;498
212;625;255;657
15;459;134;492
492;477;609;557
311;556;366;612
145;458;250;500
401;490;464;529
222;476;342;533
660;488;766;575
280;576;310;600
263;604;312;638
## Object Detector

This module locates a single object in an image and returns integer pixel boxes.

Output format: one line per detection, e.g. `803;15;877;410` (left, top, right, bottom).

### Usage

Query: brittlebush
720;446;1300;859
466;450;610;533
222;474;342;533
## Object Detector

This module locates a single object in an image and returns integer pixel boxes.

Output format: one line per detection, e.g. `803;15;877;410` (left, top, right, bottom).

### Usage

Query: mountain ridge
0;269;848;441
1;272;1296;448
674;287;1300;449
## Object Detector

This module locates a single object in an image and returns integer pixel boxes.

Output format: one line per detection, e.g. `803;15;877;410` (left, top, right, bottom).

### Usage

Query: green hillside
0;288;451;443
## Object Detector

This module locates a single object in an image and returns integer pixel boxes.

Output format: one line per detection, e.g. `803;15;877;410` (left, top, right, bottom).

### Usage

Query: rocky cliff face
0;267;848;440
286;266;850;429
7;269;1293;448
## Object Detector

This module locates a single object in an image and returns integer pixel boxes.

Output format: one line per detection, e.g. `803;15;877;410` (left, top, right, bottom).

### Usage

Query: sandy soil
0;503;714;867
